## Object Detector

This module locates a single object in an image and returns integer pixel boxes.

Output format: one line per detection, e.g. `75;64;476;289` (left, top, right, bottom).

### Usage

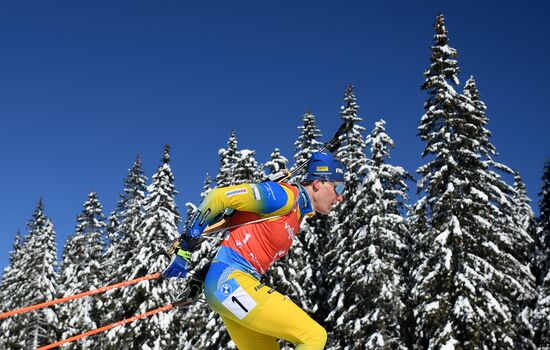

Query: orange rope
37;303;174;350
0;272;161;319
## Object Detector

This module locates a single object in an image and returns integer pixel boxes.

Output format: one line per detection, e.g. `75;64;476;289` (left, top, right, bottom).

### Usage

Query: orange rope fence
37;303;174;350
0;272;161;319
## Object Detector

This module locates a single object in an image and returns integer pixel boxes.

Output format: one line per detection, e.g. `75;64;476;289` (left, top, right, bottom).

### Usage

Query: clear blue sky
1;1;548;273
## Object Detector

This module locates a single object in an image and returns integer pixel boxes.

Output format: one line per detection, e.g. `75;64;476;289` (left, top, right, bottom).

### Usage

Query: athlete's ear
312;179;322;191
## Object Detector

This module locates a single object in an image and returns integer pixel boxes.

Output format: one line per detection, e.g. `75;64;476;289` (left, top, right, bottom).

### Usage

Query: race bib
215;278;257;320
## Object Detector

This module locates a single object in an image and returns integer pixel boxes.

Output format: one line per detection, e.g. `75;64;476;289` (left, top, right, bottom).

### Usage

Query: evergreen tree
511;172;537;270
510;172;538;347
103;210;119;279
217;130;240;187
326;84;368;346
535;156;550;283
534;156;550;347
329;120;411;349
412;15;535;349
101;156;148;347
265;148;289;175
281;108;332;329
0;232;27;349
110;155;148;276
14;200;58;349
201;173;213;199
233;149;264;184
106;145;183;349
334;84;368;197
0;232;23;310
57;192;106;349
292;109;323;181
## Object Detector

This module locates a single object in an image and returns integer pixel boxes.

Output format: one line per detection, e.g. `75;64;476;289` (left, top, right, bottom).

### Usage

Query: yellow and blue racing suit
185;181;327;350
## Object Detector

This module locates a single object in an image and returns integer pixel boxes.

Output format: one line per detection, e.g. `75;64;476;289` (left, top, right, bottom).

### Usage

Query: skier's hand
162;241;192;279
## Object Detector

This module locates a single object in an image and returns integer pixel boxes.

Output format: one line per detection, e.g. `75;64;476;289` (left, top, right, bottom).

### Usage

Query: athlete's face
312;180;345;214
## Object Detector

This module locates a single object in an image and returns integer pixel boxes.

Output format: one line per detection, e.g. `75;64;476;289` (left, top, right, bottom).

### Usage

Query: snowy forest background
1;14;549;350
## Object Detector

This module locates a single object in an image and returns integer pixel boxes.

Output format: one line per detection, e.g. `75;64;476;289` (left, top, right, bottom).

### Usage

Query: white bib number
215;278;257;320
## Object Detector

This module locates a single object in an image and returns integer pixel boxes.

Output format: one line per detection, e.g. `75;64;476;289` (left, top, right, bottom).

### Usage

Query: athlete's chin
317;207;332;215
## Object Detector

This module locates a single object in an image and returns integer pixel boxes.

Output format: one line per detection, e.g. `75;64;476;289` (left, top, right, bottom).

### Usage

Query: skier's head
303;152;346;214
304;151;345;183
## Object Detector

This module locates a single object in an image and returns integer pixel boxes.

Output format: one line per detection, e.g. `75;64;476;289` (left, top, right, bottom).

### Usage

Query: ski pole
0;272;161;319
37;299;193;350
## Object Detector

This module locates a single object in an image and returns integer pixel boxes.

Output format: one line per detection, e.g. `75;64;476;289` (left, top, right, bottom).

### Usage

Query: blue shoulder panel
254;181;289;214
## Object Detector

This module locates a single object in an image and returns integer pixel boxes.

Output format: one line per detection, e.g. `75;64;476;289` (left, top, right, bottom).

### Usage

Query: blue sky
1;1;548;273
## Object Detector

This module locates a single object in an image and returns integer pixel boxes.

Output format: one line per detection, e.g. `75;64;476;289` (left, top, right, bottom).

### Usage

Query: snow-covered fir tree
201;173;213;199
276;108;333;329
106;145;183;349
7;200;58;349
329;84;369;246
106;211;119;253
535;157;550;284
0;232;27;349
105;155;148;282
326;84;369;347
509;172;538;347
265;148;289;176
0;232;22;310
291;109;323;181
57;192;107;349
329;120;411;349
100;156;148;346
511;172;537;272
216;129;240;187
412;14;536;349
534;156;550;347
334;84;368;198
233;149;264;184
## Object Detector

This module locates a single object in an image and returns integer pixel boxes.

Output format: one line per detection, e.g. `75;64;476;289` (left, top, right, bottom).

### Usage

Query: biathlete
163;151;346;350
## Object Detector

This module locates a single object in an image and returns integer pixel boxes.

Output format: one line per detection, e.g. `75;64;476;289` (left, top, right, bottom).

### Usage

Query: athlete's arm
184;181;296;239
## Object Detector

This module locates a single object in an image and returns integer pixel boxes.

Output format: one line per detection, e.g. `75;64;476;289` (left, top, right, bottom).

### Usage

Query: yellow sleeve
185;182;296;238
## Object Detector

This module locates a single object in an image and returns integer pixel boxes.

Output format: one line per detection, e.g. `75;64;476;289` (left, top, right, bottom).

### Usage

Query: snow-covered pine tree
468;79;536;349
233;149;264;184
281;108;333;327
291;109;323;181
103;210;119;280
329;84;369;243
326;84;368;347
534;156;550;347
0;232;27;349
57;192;107;349
99;156;149;348
513;173;536;238
106;156;147;272
510;172;537;272
216;129;240;188
265;148;289;175
535;157;550;284
12;200;59;349
0;232;22;309
334;84;368;200
106;145;183;349
201;173;213;199
412;15;535;349
106;155;148;281
106;212;119;252
508;172;538;347
329;120;411;349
